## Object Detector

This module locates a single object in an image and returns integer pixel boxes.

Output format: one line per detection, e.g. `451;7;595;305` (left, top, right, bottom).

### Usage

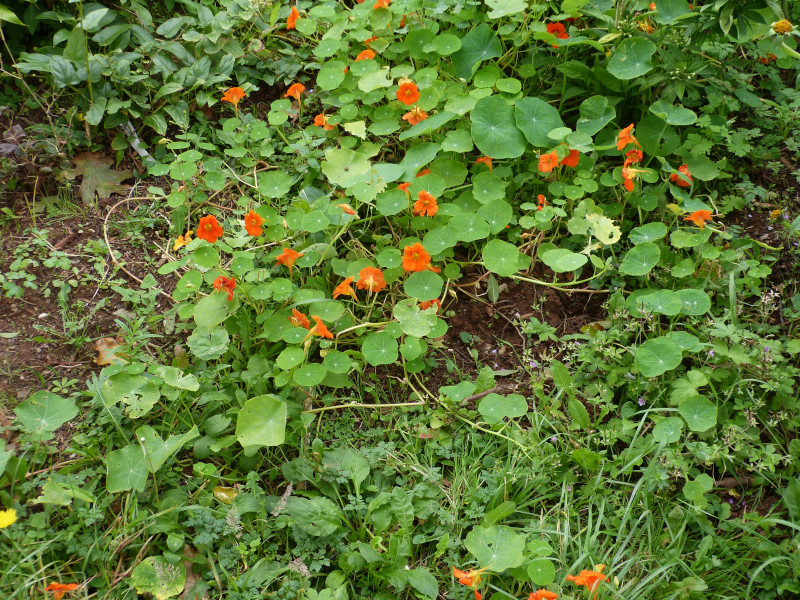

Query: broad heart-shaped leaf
404;271;443;302
464;525;526;571
679;395;717;432
471;96;527;159
14;391;78;435
619;242;660;276
65;152;132;204
106;444;148;493
236;395;287;448
322;148;372;188
576;95;616;136
258;171;293;198
649;100;697;126
135;425;200;473
482;239;521;277
541;249;587;273
131;556;186;600
478;393;528;424
514;97;565;148
635;336;682;378
653;416;684;444
607;37;657;80
653;0;692;24
362;331;399;366
452;23;502;80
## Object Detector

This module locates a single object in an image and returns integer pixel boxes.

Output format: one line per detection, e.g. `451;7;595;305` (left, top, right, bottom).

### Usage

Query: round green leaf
131;556;186;600
236;395;287;447
317;62;346;90
607;37;657;80
404;271;443;301
471;95;527;159
637;116;680;157
478;393;528;424
514;97;565;148
619;242;660;276
636;336;682;378
192;245;219;269
301;210;331;233
423;226;458;255
258;171;293;198
638;289;682;316
541;249;588;273
527;559;556;586
472;172;507;204
433;34;462;55
676;289;711;316
393;299;437;337
483;239;520;277
464;525;526;571
193;292;230;328
450;213;491;242
477;200;513;233
362;332;398;366
322;148;371;188
649;100;697;126
186;327;229;360
653;417;684;444
293;363;327;386
452;23;502;80
376;188;409;216
323;350;353;374
277;346;305;370
576;95;616;136
629;222;668;244
679;395;717;432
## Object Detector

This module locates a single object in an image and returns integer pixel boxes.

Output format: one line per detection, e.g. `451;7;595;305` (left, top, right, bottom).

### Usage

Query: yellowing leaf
213;486;238;504
585;213;621;245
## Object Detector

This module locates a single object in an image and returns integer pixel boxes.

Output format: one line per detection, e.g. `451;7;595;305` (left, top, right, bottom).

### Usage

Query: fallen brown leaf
63;152;133;204
93;336;128;366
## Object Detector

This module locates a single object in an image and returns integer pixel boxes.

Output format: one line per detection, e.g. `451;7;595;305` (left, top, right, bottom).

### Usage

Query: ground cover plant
1;0;800;598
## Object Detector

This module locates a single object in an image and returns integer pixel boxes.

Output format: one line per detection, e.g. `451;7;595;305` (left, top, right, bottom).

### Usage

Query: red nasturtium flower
284;83;305;100
221;87;246;112
684;209;713;230
538;151;560;173
670;163;693;187
333;277;356;299
396;81;420;105
357;267;386;293
650;2;656;9
373;0;390;8
314;113;335;130
44;583;79;600
400;14;406;26
624;148;643;167
289;308;310;329
398;182;411;195
402;106;428;125
287;6;300;29
616;124;640;150
529;590;558;600
537;194;547;210
416;168;431;177
566;565;607;596
307;315;333;339
476;156;493;172
419;298;441;311
364;35;378;45
546;22;569;46
561;149;580;168
276;248;303;274
244;209;263;236
414;190;438;217
355;49;376;61
197;215;223;243
759;53;778;64
213;275;236;301
403;243;431;272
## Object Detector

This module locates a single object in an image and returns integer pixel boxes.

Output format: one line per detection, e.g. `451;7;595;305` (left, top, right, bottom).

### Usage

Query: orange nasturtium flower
355;49;376;61
616;124;640;150
197;215;223;243
289;308;310;329
221;87;246;114
453;566;490;600
244;209;263;236
336;203;356;216
333;277;357;299
419;298;441;311
357;267;387;293
624;148;643;167
476;156;493;172
414;190;438;217
373;0;390;9
287;6;300;29
683;209;713;230
398;182;411;195
650;2;656;9
173;229;193;251
546;22;569;46
396;81;420;105
670;163;693;187
537;194;547;211
529;590;558;600
560;149;580;168
314;113;335;130
402;106;428;126
307;316;334;339
416;168;431;177
284;83;305;100
538;151;560;173
566;564;607;596
402;243;431;272
44;583;79;600
276;248;304;274
213;275;236;301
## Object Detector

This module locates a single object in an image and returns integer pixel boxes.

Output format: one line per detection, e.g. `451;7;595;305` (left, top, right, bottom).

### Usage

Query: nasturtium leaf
639;289;682;316
400;143;440;180
323;350;352;374
483;239;520;277
442;129;474;152
629;222;668;244
684;156;720;181
277;346;305;370
485;0;525;18
667;331;702;352
322;148;372;188
652;0;692;24
193;292;230;328
362;332;398;365
635;337;682;378
317;62;346;90
433;34;462;55
684;473;713;509
653;417;684;444
464;525;526;571
399;111;455;141
258;171;293;198
301;210;331;233
450;213;491;242
393;299;437;337
637;116;680;157
472;172;507;204
236;395;287;447
376;188;409;215
576;95;616;136
106;444;148;493
423;226;458;255
619;242;660;276
477;200;513;233
514;97;564;148
15;391;78;435
607;37;657;80
679;395;717;432
135;426;200;473
358;67;393;93
478;393;528;424
407;568;438;599
541;249;588;273
294;363;327;386
404;271;443;301
441;381;477;403
649;100;697;126
676;289;711;315
471;96;527;159
585;212;621;245
527;559;556;586
670;229;709;249
131;556;186;600
452;24;503;80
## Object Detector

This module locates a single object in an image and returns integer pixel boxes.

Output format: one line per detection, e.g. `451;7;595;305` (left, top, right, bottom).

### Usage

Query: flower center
412;252;419;260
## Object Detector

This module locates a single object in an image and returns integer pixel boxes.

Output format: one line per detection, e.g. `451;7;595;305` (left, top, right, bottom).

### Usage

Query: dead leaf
64;152;133;204
212;486;238;504
93;336;128;365
181;545;209;600
0;124;25;156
